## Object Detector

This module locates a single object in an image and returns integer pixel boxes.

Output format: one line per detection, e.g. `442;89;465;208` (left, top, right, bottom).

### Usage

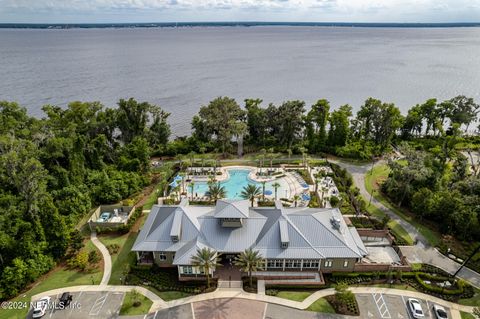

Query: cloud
0;0;479;22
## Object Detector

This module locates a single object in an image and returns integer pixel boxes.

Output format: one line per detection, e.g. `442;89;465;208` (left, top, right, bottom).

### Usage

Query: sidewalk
90;231;111;286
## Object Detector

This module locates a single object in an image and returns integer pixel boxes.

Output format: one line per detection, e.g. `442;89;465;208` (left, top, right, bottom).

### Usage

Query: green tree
191;248;221;288
116;98;151;144
234;249;264;288
241;184;262;207
195;97;245;155
328;105;352;147
245;98;267;146
276;100;306;149
305;99;330;152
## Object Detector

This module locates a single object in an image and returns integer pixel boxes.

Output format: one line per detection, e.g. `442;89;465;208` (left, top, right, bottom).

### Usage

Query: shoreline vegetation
0;94;479;302
2;22;480;29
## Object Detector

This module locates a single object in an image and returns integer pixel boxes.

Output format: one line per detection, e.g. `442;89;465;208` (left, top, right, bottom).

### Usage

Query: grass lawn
0;240;103;319
361;283;419;292
156;290;193;301
306;297;336;313
458;287;480;306
99;231;139;285
365;203;414;245
365;164;440;246
460;311;475;319
275;291;313;302
119;291;153;316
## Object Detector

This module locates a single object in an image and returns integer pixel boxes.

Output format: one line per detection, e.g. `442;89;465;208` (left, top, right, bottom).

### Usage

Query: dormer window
171;235;179;242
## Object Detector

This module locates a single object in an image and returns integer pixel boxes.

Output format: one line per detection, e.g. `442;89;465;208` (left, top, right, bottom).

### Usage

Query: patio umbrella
264;190;273;196
302;193;311;201
301;183;309;189
169;181;178;188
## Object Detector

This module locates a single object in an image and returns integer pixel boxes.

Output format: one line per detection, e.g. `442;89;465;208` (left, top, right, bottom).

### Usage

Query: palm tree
191;248;221;288
199;146;207;169
293;194;300;207
179;172;186;193
298;146;307;167
188;151;196;178
287;148;292;163
314;177;321;193
321;186;328;207
241;184;262;207
208;183;226;203
267;148;277;169
173;185;181;202
189;182;195;201
261;181;266;201
234;249;264;288
272;182;281;200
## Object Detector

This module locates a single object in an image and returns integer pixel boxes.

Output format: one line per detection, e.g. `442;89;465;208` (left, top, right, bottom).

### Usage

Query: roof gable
214;199;250;219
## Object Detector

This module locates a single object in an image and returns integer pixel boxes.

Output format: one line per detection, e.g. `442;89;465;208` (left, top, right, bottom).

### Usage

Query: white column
318;259;321;271
282;259;285;271
265;259;268;271
300;259;303;271
136;251;140;261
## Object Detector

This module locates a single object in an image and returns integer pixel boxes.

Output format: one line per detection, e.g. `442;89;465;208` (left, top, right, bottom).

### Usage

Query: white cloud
0;0;479;22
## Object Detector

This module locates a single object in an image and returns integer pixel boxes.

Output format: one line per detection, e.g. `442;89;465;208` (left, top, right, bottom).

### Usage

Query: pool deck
186;166;307;204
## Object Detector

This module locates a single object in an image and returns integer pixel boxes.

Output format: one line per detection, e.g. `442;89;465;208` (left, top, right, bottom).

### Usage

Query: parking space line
191;303;196;319
262;303;268;319
426;300;432;318
372;293;391;318
89;292;109;316
401;295;413;319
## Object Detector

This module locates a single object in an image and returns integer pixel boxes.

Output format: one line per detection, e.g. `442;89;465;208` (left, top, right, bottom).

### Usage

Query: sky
0;0;480;23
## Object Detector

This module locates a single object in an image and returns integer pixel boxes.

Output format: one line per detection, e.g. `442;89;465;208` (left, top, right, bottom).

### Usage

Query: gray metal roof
279;219;289;246
170;208;183;239
214;199;250;219
133;200;367;262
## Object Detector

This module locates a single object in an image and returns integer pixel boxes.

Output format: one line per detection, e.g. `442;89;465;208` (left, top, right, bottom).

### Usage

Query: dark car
58;292;72;309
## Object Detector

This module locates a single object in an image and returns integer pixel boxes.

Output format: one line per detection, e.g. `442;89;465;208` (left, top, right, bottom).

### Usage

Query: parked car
407;298;425;318
32;296;51;318
433;304;449;319
58;292;73;309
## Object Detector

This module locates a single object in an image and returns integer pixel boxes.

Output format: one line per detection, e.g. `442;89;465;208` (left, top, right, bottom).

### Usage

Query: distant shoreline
1;22;480;29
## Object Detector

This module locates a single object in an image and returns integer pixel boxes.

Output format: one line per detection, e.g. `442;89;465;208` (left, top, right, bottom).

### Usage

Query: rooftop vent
330;216;341;230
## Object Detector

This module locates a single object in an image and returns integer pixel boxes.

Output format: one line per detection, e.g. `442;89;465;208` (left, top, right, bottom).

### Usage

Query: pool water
189;169;290;200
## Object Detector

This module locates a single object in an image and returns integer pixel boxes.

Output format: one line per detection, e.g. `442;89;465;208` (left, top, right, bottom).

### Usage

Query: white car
433;304;449;319
407;298;425;318
32;296;51;318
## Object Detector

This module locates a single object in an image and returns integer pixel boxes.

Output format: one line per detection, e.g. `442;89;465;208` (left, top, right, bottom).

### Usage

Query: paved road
328;158;480;288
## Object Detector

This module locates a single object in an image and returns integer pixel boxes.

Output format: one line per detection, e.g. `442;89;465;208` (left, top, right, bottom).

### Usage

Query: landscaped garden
119;290;153;315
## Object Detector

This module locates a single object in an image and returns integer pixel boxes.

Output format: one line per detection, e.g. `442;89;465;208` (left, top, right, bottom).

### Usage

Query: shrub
88;250;100;264
107;244;121;255
266;289;279;296
67;251;89;271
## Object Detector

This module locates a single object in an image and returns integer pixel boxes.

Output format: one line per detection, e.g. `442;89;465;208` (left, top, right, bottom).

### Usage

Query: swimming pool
188;169;291;200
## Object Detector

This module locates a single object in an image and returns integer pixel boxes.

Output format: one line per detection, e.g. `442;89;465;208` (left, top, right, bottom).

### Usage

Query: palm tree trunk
249;270;252;288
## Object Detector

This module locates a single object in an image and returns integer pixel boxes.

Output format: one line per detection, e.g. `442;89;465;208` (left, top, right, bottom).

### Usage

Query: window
293;260;301;268
285;260;293;268
267;260;275;269
311;260;320;268
325;260;333;268
274;259;283;268
158;252;167;261
182;266;193;274
343;260;349;268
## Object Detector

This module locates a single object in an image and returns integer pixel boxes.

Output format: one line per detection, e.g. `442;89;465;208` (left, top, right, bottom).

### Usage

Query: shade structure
264;190;273;195
169;181;178;188
302;193;311;201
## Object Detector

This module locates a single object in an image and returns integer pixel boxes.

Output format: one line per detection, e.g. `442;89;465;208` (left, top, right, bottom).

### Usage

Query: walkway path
90;231;112;286
328;158;480;288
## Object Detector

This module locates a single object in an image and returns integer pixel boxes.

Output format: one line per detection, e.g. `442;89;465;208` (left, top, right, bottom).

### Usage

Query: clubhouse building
132;199;373;279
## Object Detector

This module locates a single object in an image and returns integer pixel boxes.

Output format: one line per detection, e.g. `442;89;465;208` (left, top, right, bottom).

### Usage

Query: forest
0;94;479;299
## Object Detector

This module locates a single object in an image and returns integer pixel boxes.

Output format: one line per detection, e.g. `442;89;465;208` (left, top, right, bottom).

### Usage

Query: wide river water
1;26;479;136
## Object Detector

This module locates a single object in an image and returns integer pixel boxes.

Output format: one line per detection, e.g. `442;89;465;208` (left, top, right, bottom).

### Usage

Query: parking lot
26;291;125;319
356;293;452;319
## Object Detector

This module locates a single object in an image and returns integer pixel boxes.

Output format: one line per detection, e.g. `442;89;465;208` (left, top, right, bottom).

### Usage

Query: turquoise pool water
189;169;290;200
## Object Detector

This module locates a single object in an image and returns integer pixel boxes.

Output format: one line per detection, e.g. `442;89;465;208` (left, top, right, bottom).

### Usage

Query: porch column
177;265;181;279
300;259;303;271
136;251;140;261
264;259;268;271
318;259;321;271
282;259;285;271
